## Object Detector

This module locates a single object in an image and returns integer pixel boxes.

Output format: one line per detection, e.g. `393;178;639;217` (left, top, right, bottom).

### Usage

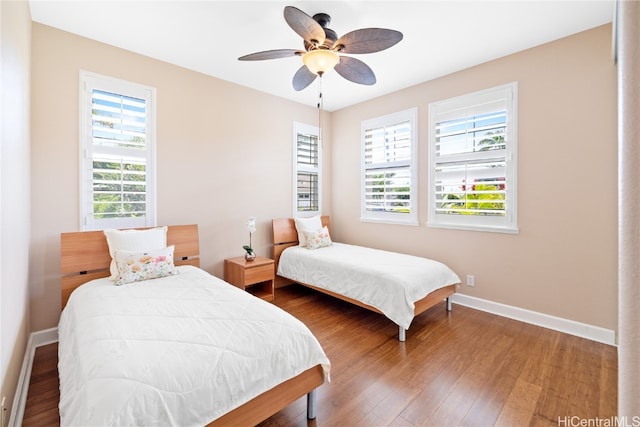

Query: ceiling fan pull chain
318;77;324;147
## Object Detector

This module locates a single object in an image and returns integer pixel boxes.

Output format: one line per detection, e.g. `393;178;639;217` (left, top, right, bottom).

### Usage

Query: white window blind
361;108;418;225
428;82;518;233
293;122;321;217
80;71;156;230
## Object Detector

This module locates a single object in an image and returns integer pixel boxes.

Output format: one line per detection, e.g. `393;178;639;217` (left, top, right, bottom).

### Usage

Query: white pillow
294;216;323;247
104;226;168;280
114;245;177;286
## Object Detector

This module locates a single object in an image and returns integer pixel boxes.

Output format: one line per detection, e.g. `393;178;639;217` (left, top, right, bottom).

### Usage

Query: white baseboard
31;328;58;347
451;294;616;346
9;328;58;427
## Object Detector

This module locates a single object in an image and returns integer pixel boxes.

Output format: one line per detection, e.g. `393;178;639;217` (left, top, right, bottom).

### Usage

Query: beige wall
30;23;331;331
330;24;617;332
1;0;32;415
29;22;616;336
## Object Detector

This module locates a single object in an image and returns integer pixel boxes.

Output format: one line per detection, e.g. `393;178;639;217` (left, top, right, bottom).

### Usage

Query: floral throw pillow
294;215;323;247
114;245;178;286
103;226;168;281
303;226;332;250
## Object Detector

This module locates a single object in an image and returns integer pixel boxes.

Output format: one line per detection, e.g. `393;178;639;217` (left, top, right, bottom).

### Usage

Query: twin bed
273;216;460;341
58;217;459;424
59;224;329;426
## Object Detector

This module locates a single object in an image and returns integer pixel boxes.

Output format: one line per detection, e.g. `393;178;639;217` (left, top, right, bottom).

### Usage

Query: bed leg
307;388;317;419
446;296;452;312
398;326;406;342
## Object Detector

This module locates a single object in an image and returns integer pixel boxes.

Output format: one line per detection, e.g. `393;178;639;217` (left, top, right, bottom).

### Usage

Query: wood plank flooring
22;284;617;426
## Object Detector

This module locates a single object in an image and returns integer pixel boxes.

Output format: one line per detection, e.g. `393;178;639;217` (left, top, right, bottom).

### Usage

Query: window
80;71;157;230
428;82;518;233
361;108;418;225
293;122;321;217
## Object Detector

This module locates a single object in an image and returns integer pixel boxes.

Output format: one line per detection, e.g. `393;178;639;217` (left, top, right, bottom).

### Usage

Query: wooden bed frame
60;224;325;426
272;216;458;341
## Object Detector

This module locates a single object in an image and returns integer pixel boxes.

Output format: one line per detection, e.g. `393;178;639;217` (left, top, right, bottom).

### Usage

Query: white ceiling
28;0;614;111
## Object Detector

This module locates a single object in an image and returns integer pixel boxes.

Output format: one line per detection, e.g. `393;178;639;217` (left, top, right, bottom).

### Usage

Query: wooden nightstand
224;256;275;302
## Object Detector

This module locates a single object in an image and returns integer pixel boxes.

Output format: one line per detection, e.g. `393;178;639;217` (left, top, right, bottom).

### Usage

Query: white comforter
58;265;330;427
277;243;460;330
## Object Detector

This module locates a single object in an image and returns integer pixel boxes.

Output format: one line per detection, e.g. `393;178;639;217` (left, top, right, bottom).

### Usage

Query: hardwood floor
23;284;617;426
22;339;60;426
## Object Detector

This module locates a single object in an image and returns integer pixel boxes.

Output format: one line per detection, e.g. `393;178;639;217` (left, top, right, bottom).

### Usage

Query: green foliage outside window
440;131;506;216
93;160;146;219
440;182;505;216
367;172;410;213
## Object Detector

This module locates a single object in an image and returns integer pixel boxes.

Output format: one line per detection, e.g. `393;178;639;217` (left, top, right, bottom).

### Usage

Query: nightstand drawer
244;263;274;285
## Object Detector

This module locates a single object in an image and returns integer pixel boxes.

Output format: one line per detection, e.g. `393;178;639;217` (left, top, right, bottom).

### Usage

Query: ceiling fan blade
292;65;318;91
333;28;403;54
238;49;302;61
284;6;325;47
334;56;376;85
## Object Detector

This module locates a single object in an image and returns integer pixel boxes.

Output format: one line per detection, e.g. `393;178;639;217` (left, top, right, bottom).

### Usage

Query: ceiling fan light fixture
239;6;402;91
303;49;339;76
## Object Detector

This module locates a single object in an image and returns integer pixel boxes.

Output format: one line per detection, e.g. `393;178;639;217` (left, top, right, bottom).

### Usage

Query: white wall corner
451;294;616;346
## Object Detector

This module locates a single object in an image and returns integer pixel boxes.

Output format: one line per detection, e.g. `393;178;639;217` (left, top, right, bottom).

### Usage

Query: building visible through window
293;122;321;217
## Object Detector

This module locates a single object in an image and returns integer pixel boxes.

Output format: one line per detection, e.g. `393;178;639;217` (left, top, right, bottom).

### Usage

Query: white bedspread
277;243;460;330
58;265;330;427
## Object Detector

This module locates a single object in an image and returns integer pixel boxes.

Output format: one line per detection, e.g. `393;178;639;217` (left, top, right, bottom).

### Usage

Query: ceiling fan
238;6;403;91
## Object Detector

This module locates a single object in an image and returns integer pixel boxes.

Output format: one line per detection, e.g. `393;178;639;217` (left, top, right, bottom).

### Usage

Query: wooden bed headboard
271;216;330;287
60;224;200;309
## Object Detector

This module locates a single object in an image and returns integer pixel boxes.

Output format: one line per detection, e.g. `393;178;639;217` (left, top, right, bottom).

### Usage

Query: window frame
427;82;518;234
361;107;419;226
292;121;322;218
79;70;157;231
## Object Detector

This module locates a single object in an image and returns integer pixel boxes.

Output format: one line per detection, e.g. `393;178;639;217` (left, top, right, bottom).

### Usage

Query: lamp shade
303;49;340;76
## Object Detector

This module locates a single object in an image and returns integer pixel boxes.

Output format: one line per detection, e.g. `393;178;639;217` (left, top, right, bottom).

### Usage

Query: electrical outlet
467;274;475;287
1;396;7;427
